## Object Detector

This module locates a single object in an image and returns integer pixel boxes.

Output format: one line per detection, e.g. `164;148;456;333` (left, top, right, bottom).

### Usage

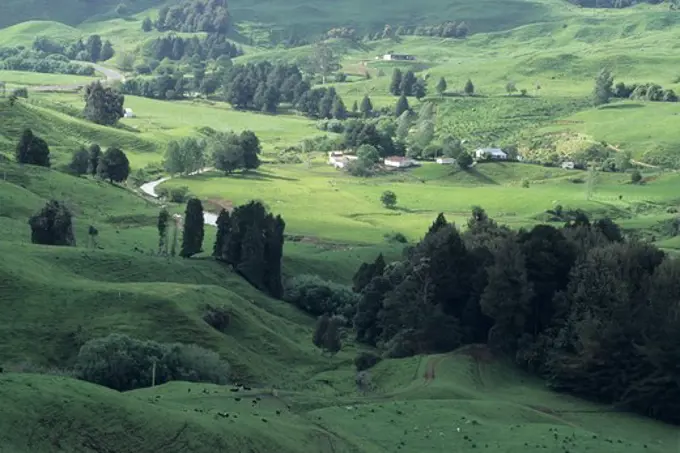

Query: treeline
613;81;677;102
567;0;662;8
341;208;679;424
121;74;189;100
33;35;114;63
0;48;94;76
153;0;230;33
325;21;470;41
148;34;242;62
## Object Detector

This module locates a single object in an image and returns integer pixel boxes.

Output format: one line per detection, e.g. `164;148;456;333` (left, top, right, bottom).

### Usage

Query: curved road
31;63;125;92
140;169;218;226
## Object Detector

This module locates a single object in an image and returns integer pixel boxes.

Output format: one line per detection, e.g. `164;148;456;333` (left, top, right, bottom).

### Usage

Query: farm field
0;0;679;451
159;161;680;244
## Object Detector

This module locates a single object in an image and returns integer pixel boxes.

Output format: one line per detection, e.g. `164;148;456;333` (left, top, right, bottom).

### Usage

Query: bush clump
283;274;360;319
75;333;229;391
203;305;231;332
354;352;382;371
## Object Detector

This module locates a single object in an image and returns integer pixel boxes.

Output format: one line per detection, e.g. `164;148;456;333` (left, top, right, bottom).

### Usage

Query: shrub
631;169;643;184
203;305;231;332
354;352;382;371
521;178;530;188
170;186;189;203
12;87;28;98
384;231;408;243
283;274;360;319
75;333;229;391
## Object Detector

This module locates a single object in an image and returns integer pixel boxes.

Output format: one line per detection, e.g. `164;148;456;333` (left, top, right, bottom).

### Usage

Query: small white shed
124;108;135;118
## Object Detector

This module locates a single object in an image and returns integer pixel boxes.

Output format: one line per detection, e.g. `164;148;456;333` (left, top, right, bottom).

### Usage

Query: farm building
124;108;135;118
475;148;507;160
328;152;358;169
561;161;575;170
382;52;416;61
436;157;456;164
384;156;418;168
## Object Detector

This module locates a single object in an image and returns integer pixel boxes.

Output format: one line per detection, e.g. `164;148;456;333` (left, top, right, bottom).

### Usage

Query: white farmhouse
384;156;417;168
475;148;507;160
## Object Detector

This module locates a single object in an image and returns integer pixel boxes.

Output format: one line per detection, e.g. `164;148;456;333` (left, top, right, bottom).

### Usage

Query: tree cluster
296;86;348;119
389;69;427;99
349;207;680;424
16;129;50;167
223;61;301;112
0;47;95;76
75;333;230;391
613;81;678;102
121;73;188;100
33;35;114;63
213;201;286;298
155;0;230;34
210;130;261;174
344;119;401;157
29;200;75;247
392;21;470;39
148;34;242;62
164;137;207;175
83;81;125;126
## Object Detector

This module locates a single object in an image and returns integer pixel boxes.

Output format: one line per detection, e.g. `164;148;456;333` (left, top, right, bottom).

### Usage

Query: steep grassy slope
0;0;161;29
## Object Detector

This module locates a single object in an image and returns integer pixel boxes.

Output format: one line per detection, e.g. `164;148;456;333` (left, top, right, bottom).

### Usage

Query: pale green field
0;70;96;86
160;161;680;244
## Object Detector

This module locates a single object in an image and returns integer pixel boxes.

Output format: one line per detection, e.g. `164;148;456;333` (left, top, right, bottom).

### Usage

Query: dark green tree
180;198;205;258
142;17;153;32
464;79;475;96
15;128;50;167
593;68;614;106
323;316;343;355
157;208;170;255
400;70;417;96
395;94;410;117
352;253;386;293
86;34;102;62
631;169;642;184
100;40;114;61
332;96;348;120
213;209;231;258
381;190;397;208
240;130;261;170
413;79;427;100
359;94;373;118
436;77;447;96
97;147;130;183
88;144;102;176
83;81;125;126
457;152;473;169
69;146;90;175
29;200;75;246
390;68;403;95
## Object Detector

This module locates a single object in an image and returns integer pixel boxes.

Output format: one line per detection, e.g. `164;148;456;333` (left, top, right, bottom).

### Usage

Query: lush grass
1;349;677;453
160;160;680;244
0;70;96;86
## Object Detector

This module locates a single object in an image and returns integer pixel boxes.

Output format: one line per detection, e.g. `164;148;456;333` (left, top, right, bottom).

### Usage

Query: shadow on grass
599;103;645;110
187;170;299;182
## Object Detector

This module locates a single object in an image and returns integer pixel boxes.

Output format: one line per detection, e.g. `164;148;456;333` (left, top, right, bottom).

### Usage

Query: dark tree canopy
349;208;680;424
15;128;50;167
69;146;90;175
156;0;230;34
97;147;130;183
180;198;205;258
83;81;124;126
213;201;285;298
29;200;75;246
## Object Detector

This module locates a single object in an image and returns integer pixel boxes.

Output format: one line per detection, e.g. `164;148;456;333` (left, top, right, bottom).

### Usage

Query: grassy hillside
1;349;677;453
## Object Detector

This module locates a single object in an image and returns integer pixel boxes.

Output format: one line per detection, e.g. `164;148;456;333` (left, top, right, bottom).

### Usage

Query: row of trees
147;34;243;62
593;69;678;106
0;47;95;76
153;0;230;34
343;208;679;424
120;73;190;100
33;35;114;63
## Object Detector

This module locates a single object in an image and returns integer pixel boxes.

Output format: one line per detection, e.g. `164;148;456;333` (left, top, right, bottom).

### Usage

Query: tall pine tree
180;198;205;258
